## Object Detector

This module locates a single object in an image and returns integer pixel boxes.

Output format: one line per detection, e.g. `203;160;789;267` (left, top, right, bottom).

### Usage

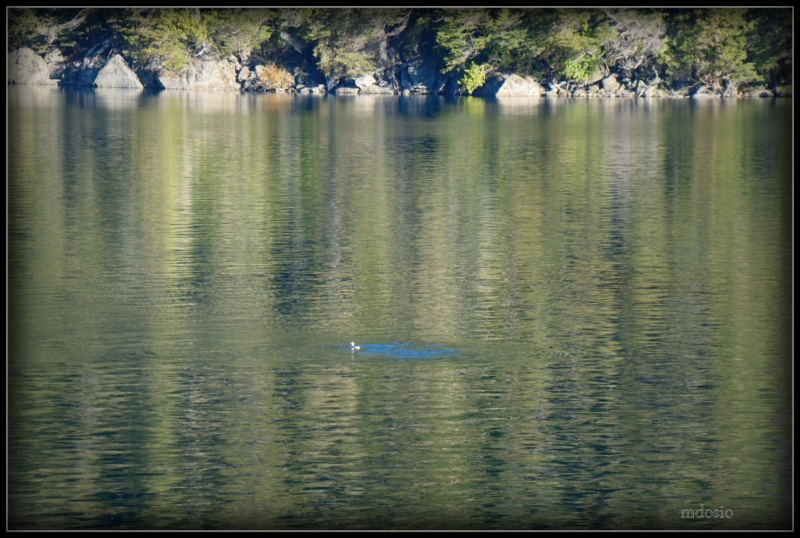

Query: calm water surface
8;87;792;529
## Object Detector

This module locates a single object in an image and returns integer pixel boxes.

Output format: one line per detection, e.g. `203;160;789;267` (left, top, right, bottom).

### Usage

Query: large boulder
474;74;543;97
691;85;720;99
354;74;376;89
94;55;143;89
8;48;57;85
359;84;395;94
330;85;360;95
356;74;396;94
155;58;240;90
601;74;620;93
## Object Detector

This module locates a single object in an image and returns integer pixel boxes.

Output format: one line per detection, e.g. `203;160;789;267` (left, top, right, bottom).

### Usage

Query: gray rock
237;66;250;82
354;74;376;89
156;59;240;90
8;48;57;85
400;63;441;94
44;49;68;79
359;84;395;94
642;86;659;98
474;74;543;97
691;86;719;99
330;86;360;95
94;55;143;89
601;74;620;93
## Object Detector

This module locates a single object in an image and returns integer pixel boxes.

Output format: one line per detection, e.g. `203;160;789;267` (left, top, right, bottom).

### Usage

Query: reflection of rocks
8;48;58;85
473;74;543;97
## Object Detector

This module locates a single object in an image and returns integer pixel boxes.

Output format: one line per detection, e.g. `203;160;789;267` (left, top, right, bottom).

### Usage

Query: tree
663;9;759;90
8;8;91;54
745;8;792;88
533;10;612;82
459;61;491;94
203;9;275;62
600;9;667;77
299;8;412;80
482;9;537;74
120;8;209;71
434;9;491;73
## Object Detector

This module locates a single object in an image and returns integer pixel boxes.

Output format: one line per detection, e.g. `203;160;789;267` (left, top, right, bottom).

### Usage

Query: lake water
8;86;792;530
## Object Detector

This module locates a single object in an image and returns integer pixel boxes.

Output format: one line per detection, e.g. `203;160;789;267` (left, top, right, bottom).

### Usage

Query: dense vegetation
8;7;792;92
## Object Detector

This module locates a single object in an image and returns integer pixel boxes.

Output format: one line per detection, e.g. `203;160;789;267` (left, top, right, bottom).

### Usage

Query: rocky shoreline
8;46;790;99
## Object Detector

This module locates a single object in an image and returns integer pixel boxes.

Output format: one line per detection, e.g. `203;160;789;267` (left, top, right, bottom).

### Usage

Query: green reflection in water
8;88;791;529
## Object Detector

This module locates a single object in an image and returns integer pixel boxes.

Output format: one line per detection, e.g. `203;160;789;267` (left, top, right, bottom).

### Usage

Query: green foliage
459;62;490;94
8;9;43;52
6;7;794;91
121;8;209;71
746;9;792;87
300;8;411;79
664;9;760;88
483;9;539;73
434;9;491;72
7;8;90;55
563;55;599;82
533;10;608;80
203;9;274;59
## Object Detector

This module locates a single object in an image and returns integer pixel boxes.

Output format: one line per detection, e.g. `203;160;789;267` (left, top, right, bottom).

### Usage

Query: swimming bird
350;341;361;350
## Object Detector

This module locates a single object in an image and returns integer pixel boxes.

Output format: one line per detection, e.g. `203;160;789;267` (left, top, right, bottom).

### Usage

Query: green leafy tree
299;8;411;80
8;8;91;55
533;10;611;82
203;9;275;62
745;8;792;88
482;9;538;74
663;9;759;90
434;9;491;73
459;61;491;94
120;8;209;71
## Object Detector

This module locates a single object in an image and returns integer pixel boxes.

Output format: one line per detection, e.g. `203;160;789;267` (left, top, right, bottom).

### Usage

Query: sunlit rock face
94;55;144;89
8;48;56;85
474;74;544;97
155;58;240;91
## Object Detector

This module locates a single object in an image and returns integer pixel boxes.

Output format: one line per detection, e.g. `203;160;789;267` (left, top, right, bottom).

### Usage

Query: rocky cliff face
6;47;785;99
94;55;144;89
8;48;58;85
